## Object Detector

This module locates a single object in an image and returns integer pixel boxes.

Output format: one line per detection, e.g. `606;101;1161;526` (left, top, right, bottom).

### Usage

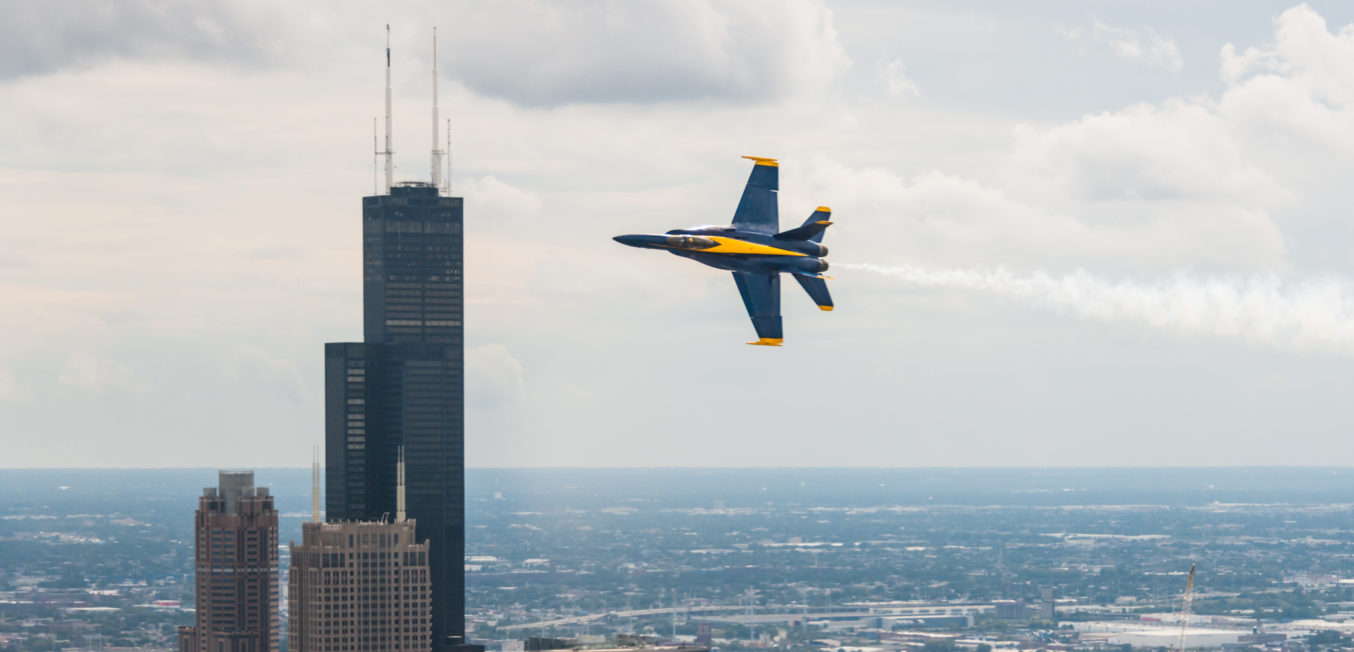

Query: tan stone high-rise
179;471;279;652
288;519;432;652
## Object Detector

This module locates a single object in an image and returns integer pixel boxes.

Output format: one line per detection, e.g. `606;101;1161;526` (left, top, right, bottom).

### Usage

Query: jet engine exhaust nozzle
792;258;829;274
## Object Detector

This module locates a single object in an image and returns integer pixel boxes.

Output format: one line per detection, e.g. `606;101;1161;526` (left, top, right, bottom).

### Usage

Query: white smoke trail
842;263;1354;355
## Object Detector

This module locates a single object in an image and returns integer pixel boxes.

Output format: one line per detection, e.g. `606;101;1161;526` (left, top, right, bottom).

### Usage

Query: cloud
794;160;1285;274
459;175;543;227
0;0;285;79
949;7;1354;277
441;0;850;106
1219;4;1354;90
792;10;1354;280
877;58;920;98
986;3;1354;278
466;344;524;409
12;3;1354;467
1218;5;1354;156
0;1;852;107
1058;20;1183;72
1005;100;1288;204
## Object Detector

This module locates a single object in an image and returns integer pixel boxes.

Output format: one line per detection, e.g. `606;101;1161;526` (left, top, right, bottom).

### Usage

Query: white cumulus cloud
1059;20;1183;72
442;0;850;106
1005;100;1289;204
877;58;920;98
792;159;1285;274
1218;4;1354;156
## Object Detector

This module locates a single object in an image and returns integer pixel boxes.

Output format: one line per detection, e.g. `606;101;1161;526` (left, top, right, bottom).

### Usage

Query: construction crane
1174;564;1196;652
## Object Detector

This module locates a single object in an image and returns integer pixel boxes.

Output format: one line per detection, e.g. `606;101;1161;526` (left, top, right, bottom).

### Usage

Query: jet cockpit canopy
665;234;718;250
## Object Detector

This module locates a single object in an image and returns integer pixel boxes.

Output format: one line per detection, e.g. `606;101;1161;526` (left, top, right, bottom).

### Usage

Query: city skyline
7;2;1354;468
9;465;1354;650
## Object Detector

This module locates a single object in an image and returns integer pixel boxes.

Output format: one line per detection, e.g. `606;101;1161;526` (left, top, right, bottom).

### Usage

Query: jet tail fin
793;273;834;311
774;207;833;242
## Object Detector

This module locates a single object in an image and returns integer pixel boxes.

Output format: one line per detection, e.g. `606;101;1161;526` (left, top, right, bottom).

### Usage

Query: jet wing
733;271;783;345
731;156;779;235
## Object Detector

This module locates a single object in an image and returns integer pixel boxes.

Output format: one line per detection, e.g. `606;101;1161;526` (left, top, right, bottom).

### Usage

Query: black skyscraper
326;182;466;650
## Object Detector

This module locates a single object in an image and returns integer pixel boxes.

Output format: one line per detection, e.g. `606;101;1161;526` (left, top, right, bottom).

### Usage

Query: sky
6;1;1354;468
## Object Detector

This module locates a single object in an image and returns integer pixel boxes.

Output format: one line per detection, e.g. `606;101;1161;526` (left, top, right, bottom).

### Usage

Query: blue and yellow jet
614;156;833;346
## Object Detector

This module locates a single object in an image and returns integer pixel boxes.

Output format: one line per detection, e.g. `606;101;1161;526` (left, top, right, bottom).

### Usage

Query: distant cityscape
9;9;1354;652
7;468;1354;650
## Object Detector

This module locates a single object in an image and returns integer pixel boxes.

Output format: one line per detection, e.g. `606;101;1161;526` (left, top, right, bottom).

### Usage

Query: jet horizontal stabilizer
794;273;833;311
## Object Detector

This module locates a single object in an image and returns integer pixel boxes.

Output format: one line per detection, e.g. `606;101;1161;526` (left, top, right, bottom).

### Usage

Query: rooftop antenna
444;117;454;193
372;117;379;195
383;24;394;194
396;445;407;522
431;27;444;192
311;446;321;524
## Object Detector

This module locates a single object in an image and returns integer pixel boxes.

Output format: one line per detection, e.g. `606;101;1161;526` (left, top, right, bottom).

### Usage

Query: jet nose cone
613;234;664;248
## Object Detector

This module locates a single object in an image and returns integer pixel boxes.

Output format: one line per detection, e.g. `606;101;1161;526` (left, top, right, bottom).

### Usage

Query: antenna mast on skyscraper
383;24;394;194
396;446;407;522
311;446;321;524
431;27;444;193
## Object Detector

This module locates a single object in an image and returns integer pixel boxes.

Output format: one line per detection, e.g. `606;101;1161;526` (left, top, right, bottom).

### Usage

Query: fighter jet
614;156;833;346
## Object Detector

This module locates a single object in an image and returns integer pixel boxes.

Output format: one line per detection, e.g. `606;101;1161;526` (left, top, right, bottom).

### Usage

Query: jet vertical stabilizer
776;207;833;243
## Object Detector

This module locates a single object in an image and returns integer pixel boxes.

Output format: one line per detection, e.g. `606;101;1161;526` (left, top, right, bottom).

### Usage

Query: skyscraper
289;519;433;652
179;471;279;652
325;28;469;650
326;180;465;651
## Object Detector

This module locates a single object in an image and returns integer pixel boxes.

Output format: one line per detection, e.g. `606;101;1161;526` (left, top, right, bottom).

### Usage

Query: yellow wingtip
742;155;779;167
747;338;783;346
819;305;834;311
